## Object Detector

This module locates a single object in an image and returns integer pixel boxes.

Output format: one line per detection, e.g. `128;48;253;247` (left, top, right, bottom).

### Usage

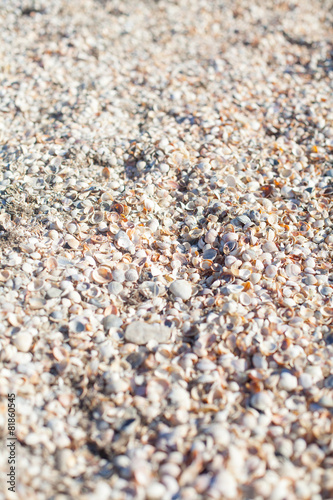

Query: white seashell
239;292;251;306
12;332;33;352
0;213;12;230
169;280;192;300
147;379;170;402
125;268;139;282
124;321;171;345
146;482;166;500
29;297;47;310
263;241;278;252
65;235;80;249
250;391;272;411
27;279;45;291
265;265;277;278
221;301;237;314
0;270;11;281
285;263;301;277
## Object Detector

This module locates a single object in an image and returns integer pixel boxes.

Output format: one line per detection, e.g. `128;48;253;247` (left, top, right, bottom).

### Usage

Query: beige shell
65;235;80;249
91;267;113;284
27;279;45;292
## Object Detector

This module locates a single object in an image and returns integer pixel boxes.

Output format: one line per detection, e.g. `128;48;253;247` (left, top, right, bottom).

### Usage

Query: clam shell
0;270;11;282
92;267;113;284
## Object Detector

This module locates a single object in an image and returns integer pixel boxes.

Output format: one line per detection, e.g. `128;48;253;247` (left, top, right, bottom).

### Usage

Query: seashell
265;265;278;278
7;313;22;327
230;263;240;277
263;241;278;252
125;268;139;282
105;211;120;223
27;279;45;292
89;211;104;225
76;282;90;292
278;307;294;320
223;241;238;255
200;260;213;270
104;304;119;316
285;263;301;277
147;378;170;402
0;213;12;230
267;213;278;225
112;202;125;214
126;196;137;205
0;269;11;281
76;213;88;222
67;221;80;234
65;235;80;249
45;257;58;270
239;292;251;306
20;244;34;254
139;281;165;298
98;222;108;232
220;273;235;284
185;201;196;211
300;444;325;469
293;293;305;304
238;269;251;280
202;248;217;260
100;201;112;211
49;311;64;322
102;167;110;179
318;285;332;297
48;229;59;240
101;192;113;201
321;306;333;317
67;190;78;201
92;267;113;284
50;218;64;231
69;318;86;333
108;223;120;234
188;228;204;240
114;230;131;249
90;234;107;244
29;297;47;310
260;340;278;355
86;286;101;298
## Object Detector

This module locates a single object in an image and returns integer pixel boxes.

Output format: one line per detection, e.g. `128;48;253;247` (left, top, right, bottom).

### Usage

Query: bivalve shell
92;267;113;284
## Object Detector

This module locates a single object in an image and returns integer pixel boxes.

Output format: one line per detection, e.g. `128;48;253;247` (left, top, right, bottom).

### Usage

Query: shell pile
0;0;333;499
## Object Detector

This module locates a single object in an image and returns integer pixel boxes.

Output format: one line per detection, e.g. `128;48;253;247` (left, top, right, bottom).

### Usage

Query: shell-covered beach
0;1;333;499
